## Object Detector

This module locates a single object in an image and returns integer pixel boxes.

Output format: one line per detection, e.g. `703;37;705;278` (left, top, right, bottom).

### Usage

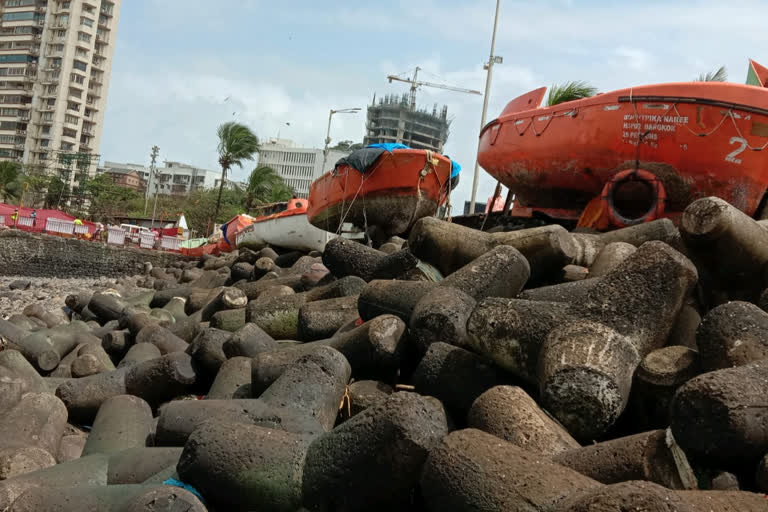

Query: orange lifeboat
308;146;455;236
478;60;768;230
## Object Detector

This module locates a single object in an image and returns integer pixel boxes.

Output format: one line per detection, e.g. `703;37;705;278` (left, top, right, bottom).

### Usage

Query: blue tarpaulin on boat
366;143;410;152
336;143;462;178
444;155;461;178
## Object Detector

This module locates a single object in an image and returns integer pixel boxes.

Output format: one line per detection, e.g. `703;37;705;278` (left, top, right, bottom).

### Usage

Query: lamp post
321;107;361;173
469;0;502;215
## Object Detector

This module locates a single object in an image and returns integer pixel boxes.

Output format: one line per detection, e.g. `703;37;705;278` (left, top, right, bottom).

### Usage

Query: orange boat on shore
308;146;456;236
477;60;768;229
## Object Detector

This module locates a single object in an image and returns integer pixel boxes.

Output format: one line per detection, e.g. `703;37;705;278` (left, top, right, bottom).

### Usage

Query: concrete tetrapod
409;286;476;354
205;356;251;399
106;447;183;485
222;323;276;359
178;421;309;511
466;298;572;385
412;342;503;420
124;352;198;409
8;484;207;512
154;399;323;447
251;314;405;393
671;361;768;465
155;347;349;445
302;392;448;512
539;241;697;440
55;367;129;424
259;346;351;432
81;395;153;456
0;393;67;480
552;429;695;490
554;480;768;512
681;196;768;292
408;216;577;281
420;429;601;512
695;301;768;371
467;386;580;456
0;454;109;509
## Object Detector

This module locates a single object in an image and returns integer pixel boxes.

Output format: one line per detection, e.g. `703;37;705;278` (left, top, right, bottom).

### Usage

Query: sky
100;0;768;205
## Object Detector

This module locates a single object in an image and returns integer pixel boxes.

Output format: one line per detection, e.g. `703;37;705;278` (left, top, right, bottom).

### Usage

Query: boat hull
308;149;453;236
236;212;334;253
478;82;768;226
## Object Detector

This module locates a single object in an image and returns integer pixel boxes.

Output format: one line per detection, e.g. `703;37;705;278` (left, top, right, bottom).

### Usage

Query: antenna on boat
387;66;482;111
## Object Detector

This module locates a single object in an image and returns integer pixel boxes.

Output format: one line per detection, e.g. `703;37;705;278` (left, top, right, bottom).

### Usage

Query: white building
150;160;217;197
0;0;121;190
257;138;350;198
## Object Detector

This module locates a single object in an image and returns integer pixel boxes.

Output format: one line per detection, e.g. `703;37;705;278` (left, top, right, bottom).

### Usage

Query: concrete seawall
0;230;184;278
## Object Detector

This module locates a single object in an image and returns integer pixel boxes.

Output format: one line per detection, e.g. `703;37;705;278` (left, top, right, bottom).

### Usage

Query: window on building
2;12;37;22
72;60;87;72
64;114;78;125
0;121;16;130
45;84;56;94
71;73;85;84
60;142;74;151
77;32;91;43
80;17;94;27
68;87;82;98
42;112;53;121
0;55;32;64
41;125;50;134
0;108;15;116
67;101;79;112
75;48;88;58
47;98;55;107
62;127;77;138
4;0;38;7
40;139;48;147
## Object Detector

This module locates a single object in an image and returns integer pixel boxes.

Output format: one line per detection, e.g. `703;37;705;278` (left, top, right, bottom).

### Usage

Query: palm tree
214;122;260;226
696;66;727;82
546;81;598;106
244;165;293;210
0;161;20;202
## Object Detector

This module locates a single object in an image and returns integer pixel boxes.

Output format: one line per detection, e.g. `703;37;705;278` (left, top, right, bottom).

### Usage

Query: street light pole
321;107;361;174
144;145;159;216
469;0;502;215
149;146;160;229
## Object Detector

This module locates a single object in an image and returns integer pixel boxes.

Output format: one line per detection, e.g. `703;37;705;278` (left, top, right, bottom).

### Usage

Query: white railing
45;217;74;235
16;216;34;228
74;223;89;236
0;215;5;227
161;236;181;252
140;231;155;249
107;227;125;245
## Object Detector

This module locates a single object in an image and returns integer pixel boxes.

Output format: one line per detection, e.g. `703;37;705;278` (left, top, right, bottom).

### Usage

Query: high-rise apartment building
0;0;120;192
258;138;349;198
363;94;450;153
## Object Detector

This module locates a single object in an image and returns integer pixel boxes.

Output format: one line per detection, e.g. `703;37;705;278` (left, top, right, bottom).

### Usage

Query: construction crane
387;66;482;110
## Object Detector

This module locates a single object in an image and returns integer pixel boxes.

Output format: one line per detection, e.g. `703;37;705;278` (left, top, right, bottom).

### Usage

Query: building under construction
363;94;451;153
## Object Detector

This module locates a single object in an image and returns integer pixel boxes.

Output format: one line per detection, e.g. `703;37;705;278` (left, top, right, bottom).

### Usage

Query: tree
86;174;141;222
0;161;20;203
23;164;51;207
696;66;727;82
215;122;259;230
546;81;598;106
244;165;293;211
45;177;67;209
331;140;364;152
